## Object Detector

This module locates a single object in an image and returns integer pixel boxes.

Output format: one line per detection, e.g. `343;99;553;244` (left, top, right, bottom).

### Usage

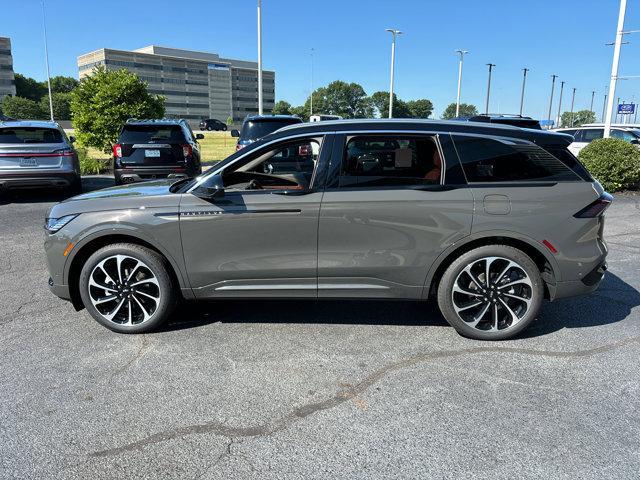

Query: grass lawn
198;131;237;163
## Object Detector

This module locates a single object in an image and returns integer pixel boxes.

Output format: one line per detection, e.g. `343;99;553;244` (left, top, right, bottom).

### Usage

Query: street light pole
257;0;263;115
485;63;495;115
590;90;596;112
604;0;627;137
41;0;54;122
616;96;621;123
570;88;577;126
519;68;529;116
556;81;565;128
602;86;609;121
309;48;314;117
547;74;558;128
386;29;402;118
454;50;468;117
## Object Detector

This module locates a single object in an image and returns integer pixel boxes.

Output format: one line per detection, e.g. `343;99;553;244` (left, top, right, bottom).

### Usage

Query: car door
180;134;332;298
317;132;474;299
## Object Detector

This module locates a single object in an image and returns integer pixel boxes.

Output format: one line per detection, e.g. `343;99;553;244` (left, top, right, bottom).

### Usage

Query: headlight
45;214;78;233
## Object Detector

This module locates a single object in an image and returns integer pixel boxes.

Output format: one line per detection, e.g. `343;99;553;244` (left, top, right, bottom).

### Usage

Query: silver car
44;120;611;340
0;121;81;194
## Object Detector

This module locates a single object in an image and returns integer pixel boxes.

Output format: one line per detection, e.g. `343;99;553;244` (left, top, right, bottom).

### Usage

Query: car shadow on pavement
161;298;448;333
0;176;114;205
161;272;639;337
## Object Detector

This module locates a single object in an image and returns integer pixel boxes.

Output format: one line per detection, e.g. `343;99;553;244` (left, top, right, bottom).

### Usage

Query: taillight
182;144;192;157
53;149;75;157
113;144;122;158
573;193;613;218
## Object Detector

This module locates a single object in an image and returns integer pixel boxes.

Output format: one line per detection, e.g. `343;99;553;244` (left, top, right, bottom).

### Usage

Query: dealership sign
618;103;636;115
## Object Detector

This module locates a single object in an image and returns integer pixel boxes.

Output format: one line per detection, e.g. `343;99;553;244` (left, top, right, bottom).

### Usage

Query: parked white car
553;124;640;156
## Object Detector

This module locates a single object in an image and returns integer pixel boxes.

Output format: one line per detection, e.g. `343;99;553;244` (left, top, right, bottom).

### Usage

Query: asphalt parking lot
1;180;639;479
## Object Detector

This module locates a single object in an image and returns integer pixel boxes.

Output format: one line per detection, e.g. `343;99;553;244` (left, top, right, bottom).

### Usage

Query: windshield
0;127;63;144
240;119;301;141
119;125;186;143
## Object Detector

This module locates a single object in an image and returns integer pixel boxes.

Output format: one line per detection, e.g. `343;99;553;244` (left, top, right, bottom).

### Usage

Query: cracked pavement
1;188;639;479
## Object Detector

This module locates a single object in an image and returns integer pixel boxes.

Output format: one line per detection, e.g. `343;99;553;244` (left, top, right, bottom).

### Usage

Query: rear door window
339;135;443;187
452;135;581;183
0;128;62;144
119;125;186;144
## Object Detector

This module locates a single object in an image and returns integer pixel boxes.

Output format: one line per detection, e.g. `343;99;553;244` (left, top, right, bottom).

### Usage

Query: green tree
50;76;79;94
1;95;46;120
369;91;412;118
290;105;308;121
561;110;596;128
71;67;165;153
441;102;478;119
407;99;433;119
14;74;47;102
40;92;73;120
272;100;293;115
303;81;373;119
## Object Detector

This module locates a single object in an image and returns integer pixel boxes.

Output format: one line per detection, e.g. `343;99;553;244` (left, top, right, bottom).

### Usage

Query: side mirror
193;174;225;200
196;133;205;140
69;136;76;144
231;129;240;138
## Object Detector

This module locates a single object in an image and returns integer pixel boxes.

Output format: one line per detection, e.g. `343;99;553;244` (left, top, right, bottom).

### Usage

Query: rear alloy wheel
437;245;543;340
79;243;176;333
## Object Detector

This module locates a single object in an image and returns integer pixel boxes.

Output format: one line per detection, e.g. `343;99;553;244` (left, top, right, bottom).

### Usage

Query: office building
0;37;16;101
78;45;275;124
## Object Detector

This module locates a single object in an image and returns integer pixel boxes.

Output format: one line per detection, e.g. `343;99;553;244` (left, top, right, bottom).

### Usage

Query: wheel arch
65;232;190;311
422;231;559;300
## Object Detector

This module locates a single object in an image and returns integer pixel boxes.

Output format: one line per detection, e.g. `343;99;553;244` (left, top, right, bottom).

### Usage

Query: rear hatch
115;125;188;167
0;127;69;172
239;118;303;144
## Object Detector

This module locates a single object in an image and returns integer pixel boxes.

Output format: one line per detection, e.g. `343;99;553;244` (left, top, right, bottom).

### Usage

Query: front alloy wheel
88;255;161;325
79;243;176;333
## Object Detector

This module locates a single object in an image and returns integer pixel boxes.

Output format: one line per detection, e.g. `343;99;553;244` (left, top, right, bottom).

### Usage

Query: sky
2;0;640;120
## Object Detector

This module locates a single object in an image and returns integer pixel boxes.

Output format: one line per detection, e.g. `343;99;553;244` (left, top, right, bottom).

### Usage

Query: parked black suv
231;115;303;150
199;118;227;131
113;119;203;185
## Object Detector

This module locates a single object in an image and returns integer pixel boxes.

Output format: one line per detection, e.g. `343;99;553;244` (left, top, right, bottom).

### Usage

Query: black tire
207;126;213;131
78;243;176;333
221;125;227;131
437;245;543;340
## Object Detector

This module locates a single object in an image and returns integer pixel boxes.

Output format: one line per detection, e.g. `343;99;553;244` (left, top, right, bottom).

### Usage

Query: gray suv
44;120;611;340
1;121;81;195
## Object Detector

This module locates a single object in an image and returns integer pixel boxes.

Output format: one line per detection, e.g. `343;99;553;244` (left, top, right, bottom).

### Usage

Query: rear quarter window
0;127;63;144
452;135;581;183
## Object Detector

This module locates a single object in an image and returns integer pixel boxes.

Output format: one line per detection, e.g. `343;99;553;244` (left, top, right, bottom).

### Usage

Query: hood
68;179;176;201
48;179;181;219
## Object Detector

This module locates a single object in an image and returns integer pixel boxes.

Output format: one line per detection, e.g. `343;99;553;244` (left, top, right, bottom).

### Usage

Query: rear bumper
115;166;198;183
0;171;79;190
48;277;71;301
550;262;607;300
